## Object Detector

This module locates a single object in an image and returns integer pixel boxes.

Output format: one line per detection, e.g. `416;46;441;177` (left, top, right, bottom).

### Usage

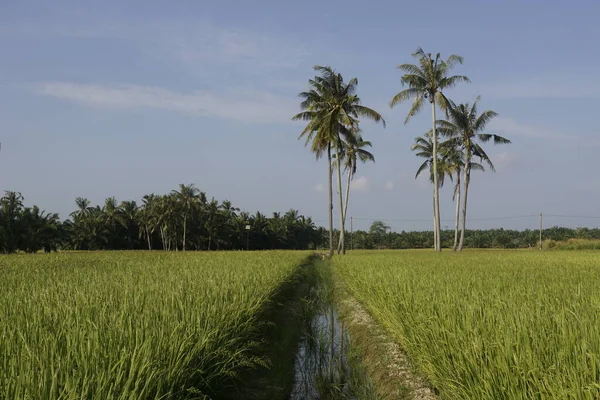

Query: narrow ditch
289;258;377;400
228;255;431;399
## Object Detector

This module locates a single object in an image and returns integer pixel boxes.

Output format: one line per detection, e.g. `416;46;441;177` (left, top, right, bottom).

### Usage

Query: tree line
0;190;595;253
293;47;510;254
0;186;324;253
347;221;600;250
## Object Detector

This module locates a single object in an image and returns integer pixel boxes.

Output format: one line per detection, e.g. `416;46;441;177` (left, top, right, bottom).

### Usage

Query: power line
544;214;600;219
312;214;600;225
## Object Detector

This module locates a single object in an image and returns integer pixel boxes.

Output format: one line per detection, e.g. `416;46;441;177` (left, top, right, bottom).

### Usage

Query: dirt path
338;289;438;400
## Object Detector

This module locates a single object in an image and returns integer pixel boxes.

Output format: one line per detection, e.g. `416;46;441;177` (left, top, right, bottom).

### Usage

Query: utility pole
539;213;543;250
350;216;354;251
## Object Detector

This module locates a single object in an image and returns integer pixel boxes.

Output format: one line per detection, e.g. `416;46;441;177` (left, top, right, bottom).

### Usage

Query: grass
0;251;309;399
333;250;600;400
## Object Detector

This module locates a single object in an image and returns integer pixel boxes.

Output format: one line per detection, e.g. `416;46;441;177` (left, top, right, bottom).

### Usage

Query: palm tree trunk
182;214;187;251
327;144;334;257
453;170;461;251
146;226;152;250
433;193;437;249
431;100;442;252
335;143;346;255
458;162;470;251
338;168;352;252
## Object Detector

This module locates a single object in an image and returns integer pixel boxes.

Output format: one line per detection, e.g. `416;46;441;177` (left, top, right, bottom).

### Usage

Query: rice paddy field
3;249;600;399
333;250;600;400
0;251;307;399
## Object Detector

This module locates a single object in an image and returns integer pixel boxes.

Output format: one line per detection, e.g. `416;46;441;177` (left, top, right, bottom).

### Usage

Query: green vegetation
0;189;323;253
0;251;308;399
334;250;600;399
543;238;600;250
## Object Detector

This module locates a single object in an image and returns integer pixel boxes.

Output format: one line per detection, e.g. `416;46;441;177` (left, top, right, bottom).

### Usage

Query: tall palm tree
336;128;375;252
293;65;384;256
437;96;510;251
390;48;469;251
411;134;453;248
172;183;200;251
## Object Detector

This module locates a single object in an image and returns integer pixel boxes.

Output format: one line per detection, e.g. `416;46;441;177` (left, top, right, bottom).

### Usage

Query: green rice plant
333;250;600;399
0;251;307;399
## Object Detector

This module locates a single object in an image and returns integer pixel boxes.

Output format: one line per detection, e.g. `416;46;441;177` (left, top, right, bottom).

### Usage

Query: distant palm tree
138;194;159;250
120;200;138;249
294;65;384;255
103;197;125;228
336;128;375;252
204;198;220;251
390;48;469;251
437;97;510;251
71;197;91;220
172;183;200;251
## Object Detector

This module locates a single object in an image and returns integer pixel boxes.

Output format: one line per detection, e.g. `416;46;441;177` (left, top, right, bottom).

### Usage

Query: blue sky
1;0;599;231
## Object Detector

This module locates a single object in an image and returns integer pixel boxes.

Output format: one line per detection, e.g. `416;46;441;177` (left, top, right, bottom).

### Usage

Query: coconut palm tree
336;128;375;252
390;48;469;251
71;197;92;220
411;134;454;248
439;140;483;251
293;65;384;256
138;194;159;250
172;183;200;251
120;200;138;249
440;142;465;251
204;198;220;251
436;96;510;251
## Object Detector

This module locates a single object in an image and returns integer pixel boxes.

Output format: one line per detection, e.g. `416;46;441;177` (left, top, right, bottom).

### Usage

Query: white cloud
489;117;568;141
34;82;297;124
350;176;369;192
172;26;309;73
384;181;394;190
313;183;325;193
2;20;309;76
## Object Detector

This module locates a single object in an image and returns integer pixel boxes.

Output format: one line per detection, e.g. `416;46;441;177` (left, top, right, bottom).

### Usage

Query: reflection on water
290;305;352;400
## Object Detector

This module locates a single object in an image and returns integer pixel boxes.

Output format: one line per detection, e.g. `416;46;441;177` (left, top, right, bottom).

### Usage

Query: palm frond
471;143;495;172
353;105;386;127
474;109;499;131
404;96;425;124
389;88;421;108
396;63;425;78
445;54;464;69
415;160;429;179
